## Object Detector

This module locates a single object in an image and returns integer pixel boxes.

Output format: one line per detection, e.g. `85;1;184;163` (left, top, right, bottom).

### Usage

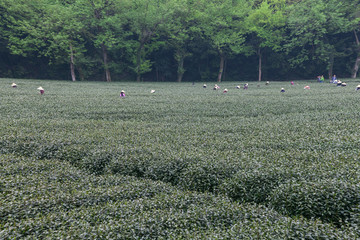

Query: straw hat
37;87;44;90
151;89;156;93
121;90;125;93
11;83;17;87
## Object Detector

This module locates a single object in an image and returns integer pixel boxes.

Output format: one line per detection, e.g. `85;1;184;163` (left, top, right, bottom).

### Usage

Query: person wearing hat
203;84;207;88
11;83;17;88
341;82;347;87
337;80;342;86
280;88;285;92
236;85;240;89
356;85;360;91
37;87;44;95
304;85;310;90
120;90;126;97
243;83;248;90
213;84;220;90
266;81;269;85
223;88;228;93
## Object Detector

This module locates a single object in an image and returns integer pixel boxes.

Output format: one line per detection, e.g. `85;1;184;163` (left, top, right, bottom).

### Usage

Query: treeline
0;0;359;82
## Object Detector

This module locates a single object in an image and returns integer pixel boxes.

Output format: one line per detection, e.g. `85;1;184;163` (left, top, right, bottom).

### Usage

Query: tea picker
120;90;126;97
37;86;44;95
356;85;360;91
11;83;17;88
280;88;285;93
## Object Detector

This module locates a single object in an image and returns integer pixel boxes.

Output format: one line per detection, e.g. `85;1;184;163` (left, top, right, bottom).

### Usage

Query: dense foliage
0;0;359;82
1;78;360;238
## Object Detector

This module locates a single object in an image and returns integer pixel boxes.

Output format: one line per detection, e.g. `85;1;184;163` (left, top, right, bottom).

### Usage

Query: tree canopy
0;0;359;81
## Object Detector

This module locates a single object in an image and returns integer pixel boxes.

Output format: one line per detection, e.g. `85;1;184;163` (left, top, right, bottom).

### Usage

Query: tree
196;0;250;82
165;0;198;82
245;0;286;81
1;0;88;81
126;0;175;82
285;0;358;79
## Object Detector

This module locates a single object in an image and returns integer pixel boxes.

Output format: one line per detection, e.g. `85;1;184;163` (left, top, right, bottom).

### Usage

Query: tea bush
1;78;360;237
269;179;360;224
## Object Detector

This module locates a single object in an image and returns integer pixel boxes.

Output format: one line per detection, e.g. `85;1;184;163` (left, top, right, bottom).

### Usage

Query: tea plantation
1;78;360;239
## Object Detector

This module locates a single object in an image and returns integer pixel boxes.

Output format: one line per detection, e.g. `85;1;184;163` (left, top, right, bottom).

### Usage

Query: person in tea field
304;85;310;90
356;85;360;91
236;85;241;89
341;82;347;87
120;90;126;97
280;88;285;93
37;87;44;95
11;83;17;88
266;81;269;85
213;84;220;90
244;83;248;90
331;74;337;83
337;80;342;86
320;75;324;83
203;84;207;88
291;81;294;85
223;88;228;93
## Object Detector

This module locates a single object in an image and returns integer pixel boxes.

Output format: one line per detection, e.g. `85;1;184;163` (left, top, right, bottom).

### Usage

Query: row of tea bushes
2;133;360;227
1;154;358;239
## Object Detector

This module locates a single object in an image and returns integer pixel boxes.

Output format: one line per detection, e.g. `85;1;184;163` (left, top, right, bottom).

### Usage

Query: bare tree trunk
328;54;334;80
352;30;360;79
101;43;111;82
223;59;227;81
217;53;225;83
177;57;184;82
69;44;76;82
258;47;262;82
136;42;144;82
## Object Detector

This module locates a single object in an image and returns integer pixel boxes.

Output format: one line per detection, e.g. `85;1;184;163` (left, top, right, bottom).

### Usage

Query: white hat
37;87;44;90
121;90;125;93
11;83;17;87
151;89;156;93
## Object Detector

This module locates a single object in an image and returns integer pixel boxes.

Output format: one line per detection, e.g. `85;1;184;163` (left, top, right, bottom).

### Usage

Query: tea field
1;78;360;239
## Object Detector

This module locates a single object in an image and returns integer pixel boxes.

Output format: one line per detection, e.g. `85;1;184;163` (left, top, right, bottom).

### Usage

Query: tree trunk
69;44;76;82
136;42;144;82
223;59;227;81
177;56;184;83
217;53;225;83
328;54;334;80
101;43;111;82
352;30;360;79
258;47;262;82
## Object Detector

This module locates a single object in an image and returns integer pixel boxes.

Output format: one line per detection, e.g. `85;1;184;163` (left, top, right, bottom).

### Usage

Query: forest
0;0;360;82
